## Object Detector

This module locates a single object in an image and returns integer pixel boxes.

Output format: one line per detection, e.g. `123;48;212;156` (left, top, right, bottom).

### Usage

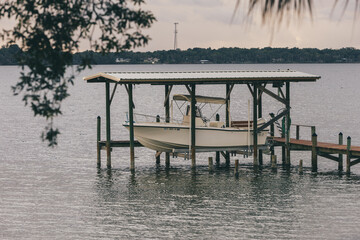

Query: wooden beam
109;82;119;106
258;86;263;165
285;81;291;166
257;109;288;132
338;132;343;171
185;84;192;95
128;84;135;171
165;85;171;168
225;83;234;100
124;84;135;109
164;85;173;107
105;82;111;169
258;85;287;105
190;84;196;168
253;83;258;166
278;87;285;99
350;158;360;167
225;84;232;165
97;116;101;168
318;152;340;162
312;133;318;172
247;83;254;97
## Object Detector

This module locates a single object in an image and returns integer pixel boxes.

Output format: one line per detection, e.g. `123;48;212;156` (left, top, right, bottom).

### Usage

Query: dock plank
273;137;360;157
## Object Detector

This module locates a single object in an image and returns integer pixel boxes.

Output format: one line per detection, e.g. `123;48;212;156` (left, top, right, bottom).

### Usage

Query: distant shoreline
1;45;360;65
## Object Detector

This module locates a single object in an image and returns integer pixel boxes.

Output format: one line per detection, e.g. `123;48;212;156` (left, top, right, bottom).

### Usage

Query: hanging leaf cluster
0;0;155;146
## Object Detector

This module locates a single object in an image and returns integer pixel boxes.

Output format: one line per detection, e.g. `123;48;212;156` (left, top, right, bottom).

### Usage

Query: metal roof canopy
83;70;320;84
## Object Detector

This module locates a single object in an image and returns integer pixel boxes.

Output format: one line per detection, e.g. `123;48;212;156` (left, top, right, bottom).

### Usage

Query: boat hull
123;122;268;153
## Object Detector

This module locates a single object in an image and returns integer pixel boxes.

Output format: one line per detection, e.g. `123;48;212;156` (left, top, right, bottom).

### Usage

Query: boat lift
84;70;320;170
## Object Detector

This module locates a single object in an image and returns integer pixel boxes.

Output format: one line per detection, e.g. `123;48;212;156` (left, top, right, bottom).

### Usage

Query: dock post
190;84;196;168
299;159;303;174
105;82;111;169
97;116;101;168
156;115;161;165
281;126;285;165
128;84;135;172
311;126;316;136
346;136;351;174
285;81;291;166
258;87;263;165
338;132;343;171
165;85;171;168
311;133;318;172
253;83;259;166
296;125;300;140
225;84;231;166
215;114;220;165
270;123;275;158
234;159;239;177
271;155;277;169
208;157;214;172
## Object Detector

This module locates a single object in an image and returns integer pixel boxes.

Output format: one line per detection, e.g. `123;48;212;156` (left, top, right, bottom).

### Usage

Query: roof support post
253;83;259;166
190;84;196;169
165;85;171;168
105;82;111;169
258;85;263;166
225;84;231;166
285;82;291;166
128;84;135;172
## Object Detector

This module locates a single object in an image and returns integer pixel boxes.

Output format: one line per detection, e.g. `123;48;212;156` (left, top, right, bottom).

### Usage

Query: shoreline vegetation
1;44;360;65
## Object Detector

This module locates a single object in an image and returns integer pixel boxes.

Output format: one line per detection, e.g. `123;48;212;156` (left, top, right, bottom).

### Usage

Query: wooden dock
272;134;360;173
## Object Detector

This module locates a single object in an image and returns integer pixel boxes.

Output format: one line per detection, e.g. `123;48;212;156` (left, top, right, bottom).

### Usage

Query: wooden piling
128;84;135;171
338;132;343;171
271;155;277;169
225;84;231;166
311;126;316;136
156;115;161;164
296;125;300;140
312;133;318;172
258;87;263;165
97;116;101;168
208;157;214;172
190;84;196;168
234;159;239;177
165;85;170;168
346;136;351;174
299;159;303;174
215;113;220;165
285;82;291;166
105;82;111;169
270;123;275;158
253;83;258;166
281;130;285;165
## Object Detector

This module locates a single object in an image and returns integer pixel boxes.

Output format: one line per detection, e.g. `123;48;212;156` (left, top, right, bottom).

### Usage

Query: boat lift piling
85;70;330;172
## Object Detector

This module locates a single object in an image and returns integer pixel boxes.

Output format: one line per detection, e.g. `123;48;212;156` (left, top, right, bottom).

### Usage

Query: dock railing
292;124;316;140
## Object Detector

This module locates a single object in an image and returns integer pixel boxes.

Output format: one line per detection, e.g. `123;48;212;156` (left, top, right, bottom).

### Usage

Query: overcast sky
139;0;360;51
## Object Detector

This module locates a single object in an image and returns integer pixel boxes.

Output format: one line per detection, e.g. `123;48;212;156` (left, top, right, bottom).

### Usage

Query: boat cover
173;94;226;104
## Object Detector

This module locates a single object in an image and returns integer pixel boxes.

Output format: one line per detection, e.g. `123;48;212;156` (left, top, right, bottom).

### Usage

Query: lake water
1;64;360;239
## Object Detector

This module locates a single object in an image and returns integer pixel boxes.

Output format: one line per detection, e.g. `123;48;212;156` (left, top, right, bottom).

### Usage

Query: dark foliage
73;47;360;64
0;0;155;146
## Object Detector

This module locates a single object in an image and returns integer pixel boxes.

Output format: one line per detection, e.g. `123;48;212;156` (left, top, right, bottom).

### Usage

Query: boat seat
209;121;224;128
182;115;206;126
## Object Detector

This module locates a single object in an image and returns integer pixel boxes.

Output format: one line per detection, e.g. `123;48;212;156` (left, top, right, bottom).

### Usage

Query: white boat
123;94;269;153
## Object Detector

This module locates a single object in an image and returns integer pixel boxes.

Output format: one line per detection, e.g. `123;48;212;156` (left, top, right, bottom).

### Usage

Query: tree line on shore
1;44;360;65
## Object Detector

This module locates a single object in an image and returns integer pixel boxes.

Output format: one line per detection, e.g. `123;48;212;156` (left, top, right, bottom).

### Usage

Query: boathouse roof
83;70;320;84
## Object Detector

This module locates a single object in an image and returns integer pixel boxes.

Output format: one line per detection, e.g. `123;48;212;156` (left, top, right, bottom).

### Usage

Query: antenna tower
174;22;178;50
